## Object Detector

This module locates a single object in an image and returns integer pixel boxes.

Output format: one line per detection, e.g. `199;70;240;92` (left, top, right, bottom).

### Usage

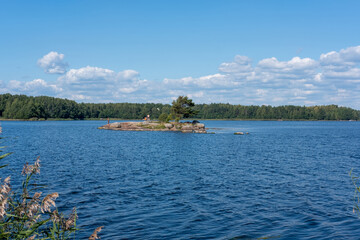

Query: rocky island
98;121;207;133
98;96;208;133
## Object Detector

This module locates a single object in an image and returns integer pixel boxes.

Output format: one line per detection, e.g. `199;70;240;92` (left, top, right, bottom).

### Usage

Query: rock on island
98;121;207;133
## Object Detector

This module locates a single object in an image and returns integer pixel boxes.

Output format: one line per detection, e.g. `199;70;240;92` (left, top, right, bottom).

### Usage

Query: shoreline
99;121;207;133
0;118;357;122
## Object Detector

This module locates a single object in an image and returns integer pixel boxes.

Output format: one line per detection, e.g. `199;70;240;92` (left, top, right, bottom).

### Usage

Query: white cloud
163;73;236;89
3;46;360;108
38;51;68;74
320;47;360;88
159;47;360;107
6;79;60;95
24;79;60;92
323;67;360;79
58;66;116;85
258;57;317;71
56;66;149;101
320;46;360;72
219;55;252;73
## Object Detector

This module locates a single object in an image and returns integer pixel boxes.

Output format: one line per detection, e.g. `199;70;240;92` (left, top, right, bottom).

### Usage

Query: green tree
1;93;360;121
158;113;168;122
166;114;174;122
170;96;197;120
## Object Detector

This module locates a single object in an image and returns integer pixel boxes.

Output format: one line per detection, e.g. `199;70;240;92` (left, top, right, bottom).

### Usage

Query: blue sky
1;1;360;108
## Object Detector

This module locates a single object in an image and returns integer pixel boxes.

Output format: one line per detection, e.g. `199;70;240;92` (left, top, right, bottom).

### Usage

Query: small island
99;96;206;133
99;121;207;133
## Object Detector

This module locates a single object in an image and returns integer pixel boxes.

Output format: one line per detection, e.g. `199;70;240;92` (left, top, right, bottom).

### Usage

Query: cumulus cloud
56;66;149;101
257;57;318;72
164;73;236;89
219;55;253;73
163;56;321;104
3;46;360;108
6;79;60;95
318;46;360;94
38;51;68;74
324;67;360;79
320;45;360;66
160;46;360;108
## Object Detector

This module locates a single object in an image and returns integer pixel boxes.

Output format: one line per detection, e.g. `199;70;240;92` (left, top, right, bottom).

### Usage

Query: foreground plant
0;137;103;239
350;169;360;214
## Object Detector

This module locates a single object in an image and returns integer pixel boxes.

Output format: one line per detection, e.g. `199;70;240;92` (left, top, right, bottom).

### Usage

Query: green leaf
18;219;50;237
0;152;12;160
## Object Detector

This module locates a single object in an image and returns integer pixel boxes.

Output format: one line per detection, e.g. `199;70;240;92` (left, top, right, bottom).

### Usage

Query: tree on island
158;113;168;122
170;96;197;122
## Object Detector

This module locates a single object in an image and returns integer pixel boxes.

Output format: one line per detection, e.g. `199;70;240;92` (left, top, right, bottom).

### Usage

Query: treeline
193;104;359;120
0;93;359;120
0;94;170;120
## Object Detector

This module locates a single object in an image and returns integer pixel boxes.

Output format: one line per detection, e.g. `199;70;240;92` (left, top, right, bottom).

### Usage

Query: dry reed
89;226;104;240
1;130;103;239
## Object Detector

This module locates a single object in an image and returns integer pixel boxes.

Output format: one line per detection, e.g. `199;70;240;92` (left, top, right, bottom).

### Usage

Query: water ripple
1;120;360;239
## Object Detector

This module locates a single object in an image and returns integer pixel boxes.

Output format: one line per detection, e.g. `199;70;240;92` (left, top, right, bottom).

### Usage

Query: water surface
1;120;360;239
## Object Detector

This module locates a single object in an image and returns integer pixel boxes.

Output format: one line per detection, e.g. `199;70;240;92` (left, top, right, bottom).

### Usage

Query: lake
1;120;360;239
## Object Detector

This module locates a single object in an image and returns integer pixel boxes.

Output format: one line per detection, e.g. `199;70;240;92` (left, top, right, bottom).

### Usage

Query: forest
0;93;359;120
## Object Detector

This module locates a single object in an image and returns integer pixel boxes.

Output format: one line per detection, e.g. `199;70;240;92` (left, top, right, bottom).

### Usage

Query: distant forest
0;93;359;120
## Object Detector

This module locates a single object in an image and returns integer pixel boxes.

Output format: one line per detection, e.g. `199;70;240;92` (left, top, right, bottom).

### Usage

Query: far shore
0;117;358;122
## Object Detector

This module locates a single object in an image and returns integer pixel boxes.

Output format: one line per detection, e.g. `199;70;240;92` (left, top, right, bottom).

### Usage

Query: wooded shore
1;93;359;121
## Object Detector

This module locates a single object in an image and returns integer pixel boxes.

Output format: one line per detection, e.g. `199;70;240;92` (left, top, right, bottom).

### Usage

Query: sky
1;0;360;109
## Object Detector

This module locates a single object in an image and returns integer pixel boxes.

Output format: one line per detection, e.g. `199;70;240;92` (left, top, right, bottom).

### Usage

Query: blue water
1;120;360;239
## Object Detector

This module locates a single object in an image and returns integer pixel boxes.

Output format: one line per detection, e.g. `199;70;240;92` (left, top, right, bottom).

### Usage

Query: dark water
1;120;360;239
